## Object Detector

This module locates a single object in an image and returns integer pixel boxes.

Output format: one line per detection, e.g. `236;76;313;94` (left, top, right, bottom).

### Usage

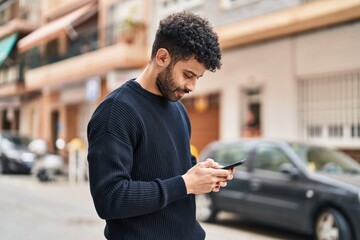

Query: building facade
0;0;359;161
182;0;360;161
0;0;40;132
0;0;149;156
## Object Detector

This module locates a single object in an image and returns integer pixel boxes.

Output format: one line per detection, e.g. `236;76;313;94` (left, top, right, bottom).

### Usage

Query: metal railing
106;19;146;46
22;25;99;69
0;63;24;85
22;20;146;70
299;70;360;141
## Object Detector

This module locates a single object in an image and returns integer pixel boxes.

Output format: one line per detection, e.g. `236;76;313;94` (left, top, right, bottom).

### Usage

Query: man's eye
184;74;192;79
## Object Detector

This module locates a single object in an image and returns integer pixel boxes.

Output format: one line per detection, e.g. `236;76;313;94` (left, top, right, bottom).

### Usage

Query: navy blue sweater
87;80;205;240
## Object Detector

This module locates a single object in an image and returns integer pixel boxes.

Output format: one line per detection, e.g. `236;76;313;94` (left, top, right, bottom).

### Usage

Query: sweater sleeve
87;98;188;220
191;154;197;167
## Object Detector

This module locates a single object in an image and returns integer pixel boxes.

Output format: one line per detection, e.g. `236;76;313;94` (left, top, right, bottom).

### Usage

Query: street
0;175;308;240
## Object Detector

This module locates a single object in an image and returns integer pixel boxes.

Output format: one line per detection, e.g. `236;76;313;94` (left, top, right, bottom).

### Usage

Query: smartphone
221;158;247;169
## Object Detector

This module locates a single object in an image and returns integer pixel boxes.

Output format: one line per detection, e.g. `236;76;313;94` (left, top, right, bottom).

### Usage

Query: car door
246;142;309;229
210;142;253;215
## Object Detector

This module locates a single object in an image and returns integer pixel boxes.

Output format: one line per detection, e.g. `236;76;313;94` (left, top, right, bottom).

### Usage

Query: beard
156;64;189;102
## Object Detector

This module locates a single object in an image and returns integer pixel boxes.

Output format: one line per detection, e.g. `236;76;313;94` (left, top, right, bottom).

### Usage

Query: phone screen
221;158;246;169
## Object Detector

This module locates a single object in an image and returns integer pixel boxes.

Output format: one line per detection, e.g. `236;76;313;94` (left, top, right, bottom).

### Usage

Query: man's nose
185;79;196;92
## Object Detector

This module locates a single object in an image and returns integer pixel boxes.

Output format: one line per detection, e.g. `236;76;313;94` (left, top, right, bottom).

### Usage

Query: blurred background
0;0;359;239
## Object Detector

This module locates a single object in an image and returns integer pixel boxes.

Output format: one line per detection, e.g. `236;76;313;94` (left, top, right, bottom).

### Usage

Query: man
87;12;233;240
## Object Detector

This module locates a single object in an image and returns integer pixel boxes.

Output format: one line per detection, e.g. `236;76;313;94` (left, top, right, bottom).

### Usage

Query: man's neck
136;64;162;96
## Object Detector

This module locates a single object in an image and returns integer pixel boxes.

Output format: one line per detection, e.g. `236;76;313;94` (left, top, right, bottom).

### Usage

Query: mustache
176;88;191;94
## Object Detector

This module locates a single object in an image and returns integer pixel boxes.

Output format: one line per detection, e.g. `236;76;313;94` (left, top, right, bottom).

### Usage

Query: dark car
196;139;360;240
0;131;36;174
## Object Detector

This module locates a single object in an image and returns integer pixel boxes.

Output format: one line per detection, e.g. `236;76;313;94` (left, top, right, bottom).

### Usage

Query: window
211;143;249;170
299;71;360;142
254;144;293;172
242;88;262;137
328;125;343;138
306;147;360;173
7;65;18;83
19;0;41;23
220;0;260;9
106;0;144;45
307;125;322;138
154;0;205;22
351;124;360;138
158;0;204;12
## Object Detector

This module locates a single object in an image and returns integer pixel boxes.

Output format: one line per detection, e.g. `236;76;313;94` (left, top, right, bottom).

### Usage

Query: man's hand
182;158;234;194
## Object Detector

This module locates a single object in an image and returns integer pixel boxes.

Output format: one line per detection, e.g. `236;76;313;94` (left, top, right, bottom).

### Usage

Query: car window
307;148;360;174
1;138;15;149
0;133;31;150
254;144;293;172
211;143;249;170
289;143;360;174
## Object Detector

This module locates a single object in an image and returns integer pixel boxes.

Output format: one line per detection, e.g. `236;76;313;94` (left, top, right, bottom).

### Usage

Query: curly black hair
151;12;222;72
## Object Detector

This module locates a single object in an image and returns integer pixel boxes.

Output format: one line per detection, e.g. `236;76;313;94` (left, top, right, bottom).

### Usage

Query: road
0;175;308;240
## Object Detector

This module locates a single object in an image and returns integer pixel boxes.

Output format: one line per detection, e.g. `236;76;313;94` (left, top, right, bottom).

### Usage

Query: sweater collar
128;79;170;104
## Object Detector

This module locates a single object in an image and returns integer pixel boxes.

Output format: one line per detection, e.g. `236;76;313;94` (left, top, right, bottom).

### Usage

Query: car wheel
195;194;218;222
315;208;352;240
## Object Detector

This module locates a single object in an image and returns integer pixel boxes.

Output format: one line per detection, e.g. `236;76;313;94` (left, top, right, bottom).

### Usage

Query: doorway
242;88;262;137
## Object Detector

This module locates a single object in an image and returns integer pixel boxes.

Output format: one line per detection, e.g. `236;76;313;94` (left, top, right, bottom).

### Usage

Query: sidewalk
0;175;306;240
0;175;104;240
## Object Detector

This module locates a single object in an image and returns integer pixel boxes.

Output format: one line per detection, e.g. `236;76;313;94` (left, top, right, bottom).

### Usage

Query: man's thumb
202;158;218;167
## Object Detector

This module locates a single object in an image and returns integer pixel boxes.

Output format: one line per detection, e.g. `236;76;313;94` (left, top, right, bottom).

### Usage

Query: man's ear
155;48;171;67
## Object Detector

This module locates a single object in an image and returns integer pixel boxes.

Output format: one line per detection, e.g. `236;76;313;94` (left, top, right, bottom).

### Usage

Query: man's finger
221;182;227;187
199;158;216;167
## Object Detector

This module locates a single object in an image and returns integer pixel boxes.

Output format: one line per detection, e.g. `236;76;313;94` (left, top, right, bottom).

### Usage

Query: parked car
196;139;360;240
0;131;36;174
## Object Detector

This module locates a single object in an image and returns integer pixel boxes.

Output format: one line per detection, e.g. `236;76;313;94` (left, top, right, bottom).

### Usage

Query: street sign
86;77;100;102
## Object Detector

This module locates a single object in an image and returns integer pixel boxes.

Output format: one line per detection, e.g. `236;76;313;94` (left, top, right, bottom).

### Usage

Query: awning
0;19;39;40
17;3;96;53
0;33;17;65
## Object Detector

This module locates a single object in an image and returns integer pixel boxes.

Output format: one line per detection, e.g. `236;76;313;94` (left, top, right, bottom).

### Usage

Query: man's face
156;55;206;102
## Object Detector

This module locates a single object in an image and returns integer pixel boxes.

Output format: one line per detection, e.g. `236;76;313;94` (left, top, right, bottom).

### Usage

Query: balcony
23;25;99;70
23;21;148;90
0;63;25;97
0;63;24;84
23;19;148;68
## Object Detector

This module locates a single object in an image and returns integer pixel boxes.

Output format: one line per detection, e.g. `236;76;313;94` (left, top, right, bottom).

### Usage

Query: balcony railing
0;62;24;85
23;25;99;69
106;19;146;46
22;20;146;70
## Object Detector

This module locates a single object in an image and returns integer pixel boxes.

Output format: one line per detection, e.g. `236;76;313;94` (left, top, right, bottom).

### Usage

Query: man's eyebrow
184;70;203;78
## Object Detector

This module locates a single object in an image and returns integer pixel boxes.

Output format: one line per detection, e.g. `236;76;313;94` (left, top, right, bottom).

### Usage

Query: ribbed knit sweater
87;79;205;240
